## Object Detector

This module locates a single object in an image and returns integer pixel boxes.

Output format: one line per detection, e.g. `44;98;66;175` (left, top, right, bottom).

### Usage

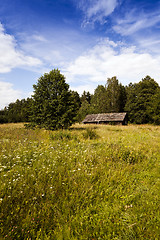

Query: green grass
0;123;160;239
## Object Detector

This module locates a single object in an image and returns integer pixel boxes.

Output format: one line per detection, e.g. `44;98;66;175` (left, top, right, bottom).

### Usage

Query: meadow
0;123;160;239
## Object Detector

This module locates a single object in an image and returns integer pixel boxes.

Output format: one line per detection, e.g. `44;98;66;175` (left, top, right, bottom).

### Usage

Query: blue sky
0;0;160;108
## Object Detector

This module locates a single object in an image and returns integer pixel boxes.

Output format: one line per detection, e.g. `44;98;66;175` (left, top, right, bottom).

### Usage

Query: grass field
0;123;160;239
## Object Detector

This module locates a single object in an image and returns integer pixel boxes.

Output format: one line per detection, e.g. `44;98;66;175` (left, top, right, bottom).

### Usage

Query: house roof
82;112;127;123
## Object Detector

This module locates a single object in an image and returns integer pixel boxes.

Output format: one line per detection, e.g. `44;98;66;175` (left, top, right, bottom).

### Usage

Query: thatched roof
82;113;127;123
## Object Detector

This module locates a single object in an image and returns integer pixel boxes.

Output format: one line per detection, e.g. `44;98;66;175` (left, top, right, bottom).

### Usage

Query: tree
0;109;8;123
105;76;126;112
125;76;159;124
21;98;34;122
31;69;79;130
3;98;33;123
151;88;160;125
124;83;137;123
119;83;127;112
80;91;91;104
90;85;108;113
76;100;91;123
69;90;81;122
88;78;126;115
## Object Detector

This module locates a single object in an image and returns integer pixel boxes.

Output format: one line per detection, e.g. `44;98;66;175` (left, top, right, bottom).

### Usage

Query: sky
0;0;160;109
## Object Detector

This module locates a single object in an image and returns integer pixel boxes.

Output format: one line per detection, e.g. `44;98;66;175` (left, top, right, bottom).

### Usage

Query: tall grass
0;123;160;239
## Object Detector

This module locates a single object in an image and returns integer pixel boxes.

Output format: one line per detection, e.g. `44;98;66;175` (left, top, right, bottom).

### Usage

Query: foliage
88;77;127;115
151;88;160;124
0;98;33;124
1;72;160;126
82;127;99;139
76;100;91;123
77;77;127;122
76;91;92;123
80;91;91;104
0;110;8;124
0;123;160;239
119;83;127;112
31;69;80;130
50;130;72;141
105;76;126;112
125;76;159;124
90;85;108;113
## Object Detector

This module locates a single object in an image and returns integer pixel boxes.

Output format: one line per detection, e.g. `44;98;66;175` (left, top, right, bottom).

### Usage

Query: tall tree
119;83;127;112
81;91;91;104
4;98;33;123
0;109;8;123
150;87;160;125
124;83;137;122
106;76;126;112
90;85;108;113
125;76;159;124
76;100;91;123
31;69;79;130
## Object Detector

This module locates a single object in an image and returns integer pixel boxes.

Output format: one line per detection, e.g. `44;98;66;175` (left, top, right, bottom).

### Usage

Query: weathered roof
82;112;127;123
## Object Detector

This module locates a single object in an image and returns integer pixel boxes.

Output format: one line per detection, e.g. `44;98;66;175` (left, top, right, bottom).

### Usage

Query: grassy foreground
0;123;160;239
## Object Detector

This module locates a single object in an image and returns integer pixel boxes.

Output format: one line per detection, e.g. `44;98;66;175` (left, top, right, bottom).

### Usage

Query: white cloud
135;36;160;56
0;81;22;109
70;84;96;95
113;10;160;36
19;28;95;72
31;34;48;42
0;23;42;73
64;39;160;91
78;0;118;25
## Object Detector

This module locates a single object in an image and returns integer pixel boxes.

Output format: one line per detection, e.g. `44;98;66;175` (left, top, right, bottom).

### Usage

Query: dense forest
0;72;160;126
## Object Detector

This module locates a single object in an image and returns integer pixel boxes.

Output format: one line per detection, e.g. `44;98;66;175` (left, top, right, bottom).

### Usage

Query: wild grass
0;123;160;239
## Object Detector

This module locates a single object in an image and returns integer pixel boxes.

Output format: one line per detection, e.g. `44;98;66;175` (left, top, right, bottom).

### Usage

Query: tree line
0;69;160;128
77;75;160;125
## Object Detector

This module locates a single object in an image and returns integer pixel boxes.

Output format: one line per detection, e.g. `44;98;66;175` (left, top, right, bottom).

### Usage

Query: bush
82;128;99;140
107;143;145;164
50;130;72;141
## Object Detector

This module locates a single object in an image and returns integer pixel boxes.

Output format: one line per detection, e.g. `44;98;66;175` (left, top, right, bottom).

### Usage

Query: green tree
4;98;33;123
90;85;108;113
22;98;34;122
106;76;126;112
76;100;91;123
119;83;127;112
69;90;81;122
0;109;8;123
80;91;91;104
125;76;159;124
6;100;22;123
151;88;160;125
31;69;78;130
124;83;137;122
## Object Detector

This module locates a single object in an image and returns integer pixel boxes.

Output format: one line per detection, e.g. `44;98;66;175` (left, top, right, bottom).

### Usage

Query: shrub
50;130;72;141
107;143;145;164
82;128;99;140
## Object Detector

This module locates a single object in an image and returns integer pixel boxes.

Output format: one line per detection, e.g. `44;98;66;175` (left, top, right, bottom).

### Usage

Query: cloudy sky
0;0;160;108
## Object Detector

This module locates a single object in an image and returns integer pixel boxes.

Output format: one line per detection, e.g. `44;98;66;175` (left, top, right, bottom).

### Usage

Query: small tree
31;69;79;130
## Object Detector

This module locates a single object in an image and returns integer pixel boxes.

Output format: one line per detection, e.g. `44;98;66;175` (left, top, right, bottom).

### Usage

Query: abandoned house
82;112;128;125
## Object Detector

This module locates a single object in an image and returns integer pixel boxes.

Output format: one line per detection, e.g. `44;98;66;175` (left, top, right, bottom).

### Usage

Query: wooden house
82;113;128;125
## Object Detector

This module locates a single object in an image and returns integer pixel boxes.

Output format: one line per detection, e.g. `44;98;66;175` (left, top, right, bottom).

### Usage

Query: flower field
0;123;160;239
